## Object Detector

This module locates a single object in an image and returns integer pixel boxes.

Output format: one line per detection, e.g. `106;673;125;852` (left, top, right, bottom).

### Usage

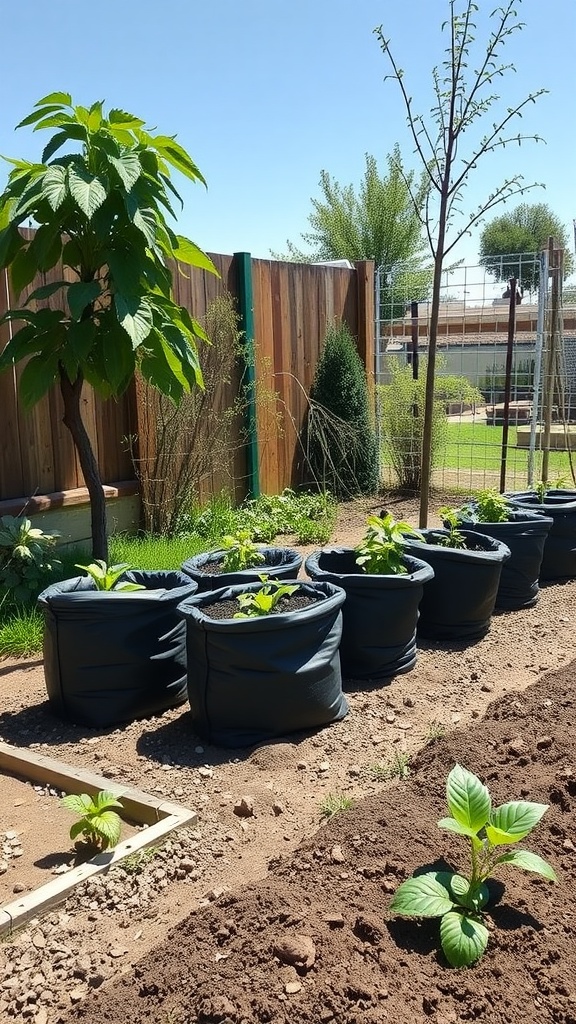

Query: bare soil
0;493;575;1023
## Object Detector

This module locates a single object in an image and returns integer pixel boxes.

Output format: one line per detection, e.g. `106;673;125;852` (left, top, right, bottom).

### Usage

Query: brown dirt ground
0;493;575;1023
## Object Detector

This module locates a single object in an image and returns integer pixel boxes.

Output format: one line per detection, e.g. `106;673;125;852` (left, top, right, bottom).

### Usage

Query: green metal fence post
234;251;260;498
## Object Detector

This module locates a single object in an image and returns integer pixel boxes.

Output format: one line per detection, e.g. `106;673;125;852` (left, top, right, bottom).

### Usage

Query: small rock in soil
285;981;302;994
272;801;285;816
234;797;254;818
273;934;316;969
330;844;346;863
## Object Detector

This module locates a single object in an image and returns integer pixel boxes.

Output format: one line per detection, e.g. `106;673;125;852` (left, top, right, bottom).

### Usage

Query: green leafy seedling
390;764;556;968
464;489;511;524
75;560;145;592
220;530;265;572
534;480;547;504
355;513;423;575
60;791;123;851
234;577;299;618
437;507;467;549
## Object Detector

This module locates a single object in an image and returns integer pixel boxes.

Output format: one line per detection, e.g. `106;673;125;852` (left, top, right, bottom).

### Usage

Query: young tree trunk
59;366;108;561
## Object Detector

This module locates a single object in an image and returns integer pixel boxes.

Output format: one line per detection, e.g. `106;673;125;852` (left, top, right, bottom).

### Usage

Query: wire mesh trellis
374;254;576;496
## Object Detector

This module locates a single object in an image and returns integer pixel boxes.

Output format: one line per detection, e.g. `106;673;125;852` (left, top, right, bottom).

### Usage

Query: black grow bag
181;546;303;593
402;530;510;641
305;549;434;682
506;490;576;580
38;570;196;728
455;508;553;610
178;581;347;748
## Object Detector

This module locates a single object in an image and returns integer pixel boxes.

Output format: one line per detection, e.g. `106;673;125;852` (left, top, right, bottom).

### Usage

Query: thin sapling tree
375;1;546;525
0;93;216;560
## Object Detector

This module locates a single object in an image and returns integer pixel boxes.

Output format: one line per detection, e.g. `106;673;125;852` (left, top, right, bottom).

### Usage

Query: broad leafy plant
0;92;216;562
436;507;467;549
220;530;265;573
355;513;423;575
60;790;123;850
390;765;556;968
0;515;60;606
234;578;299;618
458;489;511;525
75;559;145;592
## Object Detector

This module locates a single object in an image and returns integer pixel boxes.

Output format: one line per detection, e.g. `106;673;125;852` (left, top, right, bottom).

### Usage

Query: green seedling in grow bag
75;560;145;592
234;577;299;618
60;791;123;850
390;764;556;968
437;507;467;549
459;489;510;524
355;513;423;575
220;530;265;573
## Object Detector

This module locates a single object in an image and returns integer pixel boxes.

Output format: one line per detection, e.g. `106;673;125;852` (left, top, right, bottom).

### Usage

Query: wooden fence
0;252;374;513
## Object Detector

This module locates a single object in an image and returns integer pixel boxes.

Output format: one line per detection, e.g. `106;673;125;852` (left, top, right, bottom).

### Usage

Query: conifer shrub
304;321;379;498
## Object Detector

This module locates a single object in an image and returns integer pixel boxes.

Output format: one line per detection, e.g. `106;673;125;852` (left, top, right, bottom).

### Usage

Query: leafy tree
275;147;431;318
0;93;216;560
376;0;546;525
479;203;574;291
305;321;378;498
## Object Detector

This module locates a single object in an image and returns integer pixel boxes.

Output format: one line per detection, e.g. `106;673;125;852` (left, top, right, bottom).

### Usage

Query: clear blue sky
2;1;575;271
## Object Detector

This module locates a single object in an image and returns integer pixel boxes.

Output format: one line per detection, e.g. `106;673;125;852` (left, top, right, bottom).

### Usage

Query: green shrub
379;357;448;491
0;516;60;608
305;321;378;498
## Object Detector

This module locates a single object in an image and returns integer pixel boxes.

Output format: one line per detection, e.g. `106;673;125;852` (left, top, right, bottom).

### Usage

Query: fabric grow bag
305;549;434;681
38;570;196;728
455;508;553;610
181;546;303;593
402;530;510;641
506;490;576;580
178;580;347;748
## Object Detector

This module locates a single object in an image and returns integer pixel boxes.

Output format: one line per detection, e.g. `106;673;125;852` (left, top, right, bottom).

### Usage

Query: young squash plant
355;513;423;575
436;507;467;549
75;560;145;592
234;578;299;618
390;764;557;968
220;530;265;573
60;790;123;851
458;489;511;525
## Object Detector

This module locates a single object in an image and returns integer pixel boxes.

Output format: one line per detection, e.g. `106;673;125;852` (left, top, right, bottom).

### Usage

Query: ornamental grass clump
390;764;556;968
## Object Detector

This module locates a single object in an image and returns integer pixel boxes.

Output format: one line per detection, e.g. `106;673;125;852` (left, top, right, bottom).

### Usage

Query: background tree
0;93;215;561
275;147;431;318
305;321;379;498
376;0;546;525
479;203;574;292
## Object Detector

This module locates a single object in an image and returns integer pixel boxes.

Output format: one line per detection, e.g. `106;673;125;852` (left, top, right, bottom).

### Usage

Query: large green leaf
16;104;67;129
439;911;489;967
101;321;136;390
152;135;206;185
19;353;59;406
25;280;68;303
43;164;68;211
115;293;153;347
93;811;122;848
61;793;94;815
94;790;123;811
41;131;72;164
496;849;557;881
437;816;478;839
446;765;491;833
390;872;455;918
30;222;63;271
69;819;87;841
9;246;39;298
173;235;217;274
490;801;548;840
35;91;72;107
68;166;107;219
108;109;145;129
0;223;25;269
108;151;141;192
104;246;143;294
67;280;101;321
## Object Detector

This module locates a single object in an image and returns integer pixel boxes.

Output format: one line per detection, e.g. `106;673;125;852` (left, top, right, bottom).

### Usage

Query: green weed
320;793;354;820
370;751;411;781
0;607;44;658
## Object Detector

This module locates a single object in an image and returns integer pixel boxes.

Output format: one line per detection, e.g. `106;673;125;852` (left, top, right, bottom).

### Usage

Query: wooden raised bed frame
0;742;197;936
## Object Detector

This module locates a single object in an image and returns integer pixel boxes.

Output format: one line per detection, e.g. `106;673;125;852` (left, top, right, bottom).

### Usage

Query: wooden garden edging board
0;742;197;936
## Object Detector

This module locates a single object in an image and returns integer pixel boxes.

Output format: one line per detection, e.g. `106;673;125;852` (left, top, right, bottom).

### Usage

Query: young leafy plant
234;578;299;618
60;790;123;851
220;530;265;573
436;507;467;549
390;764;557;968
75;560;145;592
355;513;423;575
463;489;511;524
0;515;60;607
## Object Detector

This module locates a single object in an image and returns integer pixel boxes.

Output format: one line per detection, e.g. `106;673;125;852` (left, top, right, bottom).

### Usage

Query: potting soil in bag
181;546;303;592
